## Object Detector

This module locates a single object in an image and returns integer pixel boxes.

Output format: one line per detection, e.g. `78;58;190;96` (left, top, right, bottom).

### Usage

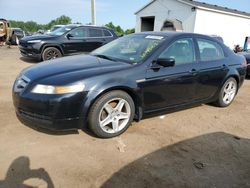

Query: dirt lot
0;46;250;188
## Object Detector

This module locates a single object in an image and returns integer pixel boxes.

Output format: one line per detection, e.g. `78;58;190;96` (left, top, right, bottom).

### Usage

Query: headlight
31;84;85;94
27;40;42;43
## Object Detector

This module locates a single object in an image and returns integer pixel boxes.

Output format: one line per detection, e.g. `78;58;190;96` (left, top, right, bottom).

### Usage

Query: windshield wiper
92;54;117;62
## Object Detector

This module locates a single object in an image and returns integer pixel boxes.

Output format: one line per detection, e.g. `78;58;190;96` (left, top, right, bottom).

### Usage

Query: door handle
189;69;198;75
221;64;228;71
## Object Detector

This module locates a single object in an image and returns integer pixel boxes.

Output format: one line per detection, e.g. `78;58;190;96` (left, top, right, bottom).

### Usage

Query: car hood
21;55;131;85
21;34;58;41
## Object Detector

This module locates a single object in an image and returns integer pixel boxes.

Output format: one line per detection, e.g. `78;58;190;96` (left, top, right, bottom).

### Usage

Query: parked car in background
34;29;46;35
13;32;247;138
19;25;117;61
11;28;25;45
45;25;65;34
237;37;250;77
240;52;250;77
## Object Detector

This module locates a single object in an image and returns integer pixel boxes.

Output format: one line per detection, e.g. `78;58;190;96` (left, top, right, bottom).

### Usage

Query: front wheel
88;90;135;138
42;47;62;61
215;77;238;107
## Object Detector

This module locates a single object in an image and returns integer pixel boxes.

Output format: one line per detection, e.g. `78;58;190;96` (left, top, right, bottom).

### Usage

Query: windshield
49;26;74;36
92;34;165;64
51;26;62;32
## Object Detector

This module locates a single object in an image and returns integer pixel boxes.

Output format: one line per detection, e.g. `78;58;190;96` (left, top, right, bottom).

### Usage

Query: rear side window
103;29;112;37
197;39;225;61
89;28;103;37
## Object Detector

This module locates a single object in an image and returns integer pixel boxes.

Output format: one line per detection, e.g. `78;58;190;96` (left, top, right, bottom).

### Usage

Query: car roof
133;32;222;41
134;31;205;37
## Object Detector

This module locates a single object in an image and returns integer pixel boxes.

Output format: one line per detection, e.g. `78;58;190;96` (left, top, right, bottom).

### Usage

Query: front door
142;38;199;112
62;27;88;55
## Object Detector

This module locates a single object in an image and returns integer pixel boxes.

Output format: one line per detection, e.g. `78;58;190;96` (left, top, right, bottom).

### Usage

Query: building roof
135;0;250;18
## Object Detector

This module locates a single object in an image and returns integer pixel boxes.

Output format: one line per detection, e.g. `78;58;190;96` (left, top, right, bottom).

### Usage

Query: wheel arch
41;44;64;56
86;86;143;124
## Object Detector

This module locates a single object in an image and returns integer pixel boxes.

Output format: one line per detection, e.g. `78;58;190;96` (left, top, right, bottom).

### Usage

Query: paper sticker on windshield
145;35;164;40
65;28;71;31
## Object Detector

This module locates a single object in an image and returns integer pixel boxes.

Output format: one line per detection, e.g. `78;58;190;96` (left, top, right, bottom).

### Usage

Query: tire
88;90;135;138
42;47;62;61
15;36;19;45
215;77;238;107
10;34;17;45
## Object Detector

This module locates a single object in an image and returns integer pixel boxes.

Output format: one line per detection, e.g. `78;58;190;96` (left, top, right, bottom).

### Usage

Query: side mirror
66;33;73;39
156;58;175;67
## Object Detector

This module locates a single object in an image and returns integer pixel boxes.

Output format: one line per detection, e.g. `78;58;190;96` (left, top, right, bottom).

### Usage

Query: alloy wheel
98;98;131;134
222;80;237;105
45;49;60;60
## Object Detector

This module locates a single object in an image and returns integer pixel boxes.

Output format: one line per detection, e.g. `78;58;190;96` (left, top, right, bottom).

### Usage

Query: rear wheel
88;90;135;138
42;47;62;61
10;34;17;45
215;77;237;107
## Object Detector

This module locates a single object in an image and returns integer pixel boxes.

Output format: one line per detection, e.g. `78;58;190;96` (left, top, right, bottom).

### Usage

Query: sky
0;0;250;29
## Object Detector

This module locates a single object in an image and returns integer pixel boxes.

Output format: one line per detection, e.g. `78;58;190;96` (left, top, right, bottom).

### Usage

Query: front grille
14;75;30;92
18;108;52;122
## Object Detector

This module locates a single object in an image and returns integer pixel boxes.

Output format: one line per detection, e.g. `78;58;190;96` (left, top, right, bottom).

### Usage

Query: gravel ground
0;46;250;188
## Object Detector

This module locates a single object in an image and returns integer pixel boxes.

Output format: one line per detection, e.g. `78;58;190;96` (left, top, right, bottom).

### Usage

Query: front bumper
13;90;89;131
16;109;80;131
18;43;42;60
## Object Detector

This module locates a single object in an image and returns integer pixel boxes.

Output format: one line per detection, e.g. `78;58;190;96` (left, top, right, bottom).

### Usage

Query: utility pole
91;0;96;25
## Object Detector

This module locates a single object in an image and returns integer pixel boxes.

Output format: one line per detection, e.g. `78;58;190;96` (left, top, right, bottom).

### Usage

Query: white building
135;0;250;48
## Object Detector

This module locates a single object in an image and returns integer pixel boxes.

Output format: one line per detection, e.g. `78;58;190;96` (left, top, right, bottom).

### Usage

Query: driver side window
159;38;195;65
69;27;87;38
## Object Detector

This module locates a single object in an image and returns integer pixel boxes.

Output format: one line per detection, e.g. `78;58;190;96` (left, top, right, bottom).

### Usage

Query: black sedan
19;25;117;61
13;32;247;138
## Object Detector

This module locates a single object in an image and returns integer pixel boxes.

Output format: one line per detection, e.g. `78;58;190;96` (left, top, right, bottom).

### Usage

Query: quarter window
89;28;103;37
197;39;225;61
159;38;195;65
103;29;112;37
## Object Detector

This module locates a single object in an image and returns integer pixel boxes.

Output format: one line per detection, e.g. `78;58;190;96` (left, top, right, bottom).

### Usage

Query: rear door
84;28;108;52
194;38;229;100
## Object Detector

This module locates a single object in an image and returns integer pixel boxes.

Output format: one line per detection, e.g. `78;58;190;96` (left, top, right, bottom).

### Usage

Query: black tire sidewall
88;90;135;138
11;34;16;45
42;47;62;61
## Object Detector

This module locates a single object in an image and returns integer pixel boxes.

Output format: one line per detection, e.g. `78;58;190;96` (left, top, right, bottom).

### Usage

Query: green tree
124;28;135;35
46;15;72;29
9;20;45;32
105;22;135;36
9;17;135;35
105;22;124;36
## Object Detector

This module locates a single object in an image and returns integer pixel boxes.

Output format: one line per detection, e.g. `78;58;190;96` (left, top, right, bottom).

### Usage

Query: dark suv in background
19;25;117;61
